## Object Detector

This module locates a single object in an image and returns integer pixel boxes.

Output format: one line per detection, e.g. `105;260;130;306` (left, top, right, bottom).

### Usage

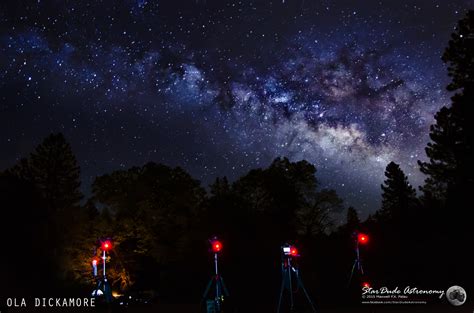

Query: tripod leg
347;259;357;288
288;266;294;311
296;273;317;313
103;279;113;303
202;277;214;301
93;280;101;297
277;267;288;313
215;276;221;306
215;277;224;313
218;276;230;297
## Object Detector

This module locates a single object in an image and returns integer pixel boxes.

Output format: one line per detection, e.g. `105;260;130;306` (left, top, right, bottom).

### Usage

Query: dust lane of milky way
0;0;471;217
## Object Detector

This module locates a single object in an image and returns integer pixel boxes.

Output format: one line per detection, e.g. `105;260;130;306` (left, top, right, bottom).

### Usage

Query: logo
446;285;466;306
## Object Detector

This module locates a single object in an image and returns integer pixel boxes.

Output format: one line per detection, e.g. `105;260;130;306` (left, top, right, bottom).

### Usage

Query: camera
282;244;298;257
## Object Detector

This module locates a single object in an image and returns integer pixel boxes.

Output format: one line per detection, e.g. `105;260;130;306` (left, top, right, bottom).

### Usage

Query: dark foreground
2;302;473;313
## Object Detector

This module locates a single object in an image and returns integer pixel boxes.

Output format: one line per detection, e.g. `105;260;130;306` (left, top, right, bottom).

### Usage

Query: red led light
211;240;222;253
358;233;369;244
362;282;371;288
288;246;299;257
102;240;112;251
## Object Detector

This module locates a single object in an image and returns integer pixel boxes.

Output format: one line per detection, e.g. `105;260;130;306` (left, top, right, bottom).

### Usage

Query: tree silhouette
346;206;360;232
379;162;417;222
232;157;320;240
1;133;84;290
418;11;474;214
443;11;474;93
295;189;343;237
92;162;206;291
9;133;83;211
0;171;51;295
7;133;83;279
210;176;231;197
206;176;241;235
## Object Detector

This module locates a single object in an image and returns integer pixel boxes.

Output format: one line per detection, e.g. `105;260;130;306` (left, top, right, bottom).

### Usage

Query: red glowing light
290;246;298;256
101;240;112;251
358;233;369;244
362;282;371;288
211;240;222;253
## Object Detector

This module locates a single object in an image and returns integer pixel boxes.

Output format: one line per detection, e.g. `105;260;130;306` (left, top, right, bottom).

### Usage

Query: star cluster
0;0;471;215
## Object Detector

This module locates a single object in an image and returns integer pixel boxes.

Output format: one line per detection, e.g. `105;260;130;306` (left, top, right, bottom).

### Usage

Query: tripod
277;256;317;313
202;252;229;313
347;237;364;287
92;250;113;303
93;277;113;302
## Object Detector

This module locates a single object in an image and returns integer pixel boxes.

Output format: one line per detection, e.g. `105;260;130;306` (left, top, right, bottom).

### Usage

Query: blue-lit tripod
202;238;229;313
347;232;369;287
92;239;113;303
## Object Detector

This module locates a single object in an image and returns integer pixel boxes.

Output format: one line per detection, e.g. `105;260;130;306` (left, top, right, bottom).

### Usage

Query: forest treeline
0;10;472;309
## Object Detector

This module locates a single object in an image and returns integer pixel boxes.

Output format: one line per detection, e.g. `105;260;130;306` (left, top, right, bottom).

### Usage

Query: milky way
0;1;471;216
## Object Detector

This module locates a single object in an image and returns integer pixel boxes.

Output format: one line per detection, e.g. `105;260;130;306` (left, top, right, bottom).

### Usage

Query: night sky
1;0;471;216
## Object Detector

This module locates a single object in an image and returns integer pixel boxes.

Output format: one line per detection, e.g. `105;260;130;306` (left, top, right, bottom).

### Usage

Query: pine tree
29;133;83;211
443;11;474;93
8;133;83;279
210;176;230;197
380;162;417;222
346;206;360;231
9;133;83;212
418;11;474;210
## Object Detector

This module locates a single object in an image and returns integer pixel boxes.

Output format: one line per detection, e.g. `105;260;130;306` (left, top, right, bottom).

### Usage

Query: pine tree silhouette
6;133;83;281
30;133;83;211
346;206;360;231
418;11;474;214
379;162;417;222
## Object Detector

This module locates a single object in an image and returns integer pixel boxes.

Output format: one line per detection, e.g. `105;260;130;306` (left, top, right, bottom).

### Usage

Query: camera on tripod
282;243;299;257
277;243;316;313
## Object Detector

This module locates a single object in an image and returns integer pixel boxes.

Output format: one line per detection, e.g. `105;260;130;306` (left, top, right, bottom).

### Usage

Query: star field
0;0;471;216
